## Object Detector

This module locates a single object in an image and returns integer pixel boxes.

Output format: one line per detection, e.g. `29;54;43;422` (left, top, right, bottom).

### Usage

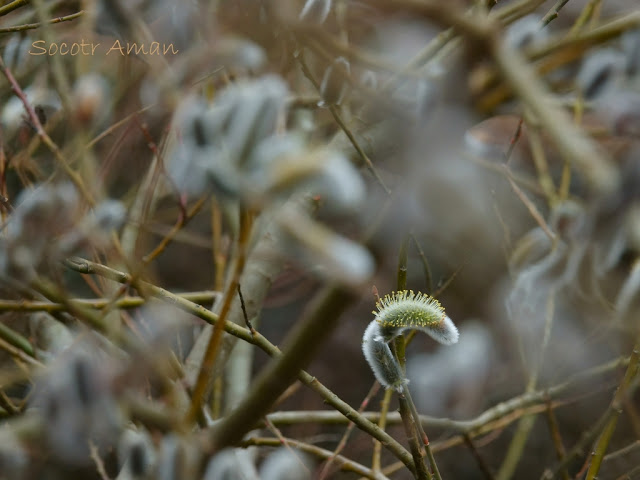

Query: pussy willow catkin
362;290;459;391
374;290;459;345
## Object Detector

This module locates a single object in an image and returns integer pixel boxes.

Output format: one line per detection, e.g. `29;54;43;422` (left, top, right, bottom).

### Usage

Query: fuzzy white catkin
157;435;188;480
622;28;640;76
311;151;366;212
410;315;459;345
259;447;314;480
504;15;547;50
116;429;156;480
362;321;407;392
0;429;28;480
35;351;122;466
576;49;626;99
277;205;374;286
28;312;74;362
203;449;259;480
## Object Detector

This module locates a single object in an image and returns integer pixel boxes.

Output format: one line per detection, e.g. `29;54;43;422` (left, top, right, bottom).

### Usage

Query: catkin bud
576;49;626;99
71;73;110;126
117;429;156;479
260;447;314;480
622;28;640;77
362;320;407;392
157;435;187;480
277;204;374;286
203;445;259;480
362;290;459;391
504;15;546;50
360;70;378;90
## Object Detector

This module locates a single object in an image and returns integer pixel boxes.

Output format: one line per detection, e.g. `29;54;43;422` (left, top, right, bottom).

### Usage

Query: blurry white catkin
299;0;332;24
28;312;74;363
167;75;289;198
1;85;61;135
156;435;189;480
116;429;156;480
276;204;374;286
203;448;259;480
622;28;640;76
245;134;366;212
34;350;122;465
576;49;627;99
259;447;314;480
504;15;547;50
363;291;459;391
362;321;407;392
0;429;28;480
71;73;110;126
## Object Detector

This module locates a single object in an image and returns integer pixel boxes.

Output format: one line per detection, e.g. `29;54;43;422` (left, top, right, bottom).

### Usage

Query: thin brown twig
188;208;252;423
544;395;570;480
319;382;381;480
0;0;29;17
463;434;496;480
142;196;207;264
0;10;83;33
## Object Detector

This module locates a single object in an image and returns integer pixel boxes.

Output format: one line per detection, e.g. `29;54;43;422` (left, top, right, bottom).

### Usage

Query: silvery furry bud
167;97;238;197
576;49;626;99
622;28;640;77
319;57;350;107
299;0;332;24
0;429;28;480
360;70;378;90
308;150;366;212
363;290;459;391
203;449;259;480
89;199;128;232
245;136;365;211
277;204;374;286
362;320;407;392
34;350;122;465
117;429;156;479
167;75;289;199
3;34;31;75
597;90;640;137
72;73;110;126
215;75;289;165
157;434;193;480
504;15;547;50
1;85;61;135
28;312;74;362
259;447;314;480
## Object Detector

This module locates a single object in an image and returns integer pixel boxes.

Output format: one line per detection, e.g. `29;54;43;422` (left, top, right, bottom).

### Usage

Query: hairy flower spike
375;290;445;328
373;290;459;345
362;321;407;392
363;290;459;391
